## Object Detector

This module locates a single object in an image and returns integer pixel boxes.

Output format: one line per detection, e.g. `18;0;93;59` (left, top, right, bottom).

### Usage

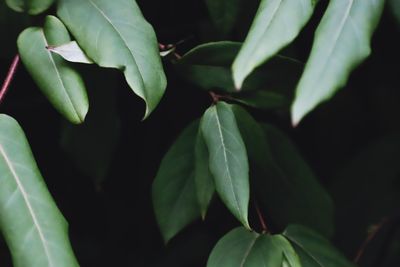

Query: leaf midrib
303;0;355;98
245;0;283;69
239;234;260;267
86;0;145;89
285;235;325;267
40;30;82;123
0;144;53;266
213;106;242;218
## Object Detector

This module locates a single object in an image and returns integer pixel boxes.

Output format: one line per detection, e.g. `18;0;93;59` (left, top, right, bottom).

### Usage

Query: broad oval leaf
17;15;88;124
207;227;300;267
57;0;167;118
6;0;54;15
232;105;334;237
0;114;79;267
389;0;400;26
177;41;302;102
47;41;94;64
200;102;250;228
194;129;215;219
284;225;355;267
152;121;200;243
205;0;241;35
234;90;289;110
179;41;241;66
291;0;385;125
232;0;315;89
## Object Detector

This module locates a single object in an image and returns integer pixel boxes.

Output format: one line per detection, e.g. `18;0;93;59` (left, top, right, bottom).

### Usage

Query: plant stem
255;202;269;233
0;54;20;104
354;217;389;263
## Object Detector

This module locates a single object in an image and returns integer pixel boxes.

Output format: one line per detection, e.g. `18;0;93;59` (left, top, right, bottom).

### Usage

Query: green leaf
207;227;300;267
291;0;385;125
152;121;200;243
389;0;400;26
17;15;89;124
194;129;215;219
47;41;94;64
205;0;241;35
60;71;121;190
233;90;289;110
177;41;302;97
57;0;167;118
179;41;241;66
6;0;54;15
232;105;334;236
272;235;302;267
200;102;250;228
284;225;355;267
0;114;79;267
232;0;315;89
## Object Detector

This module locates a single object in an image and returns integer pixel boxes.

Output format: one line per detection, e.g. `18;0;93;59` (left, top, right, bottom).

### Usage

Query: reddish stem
0;54;20;104
209;91;220;103
354;218;389;263
255;202;269;233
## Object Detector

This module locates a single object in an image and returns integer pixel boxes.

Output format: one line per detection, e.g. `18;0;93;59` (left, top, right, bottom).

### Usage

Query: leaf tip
290;100;308;127
231;60;247;91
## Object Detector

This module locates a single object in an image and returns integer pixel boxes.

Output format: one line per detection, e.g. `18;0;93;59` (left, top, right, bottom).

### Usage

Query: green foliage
17;16;88;124
291;0;385;125
284;225;356;267
57;0;167;118
0;115;78;267
0;0;393;265
194;129;215;219
232;106;334;236
152;121;201;243
207;227;301;267
201;102;250;228
6;0;54;15
232;0;316;89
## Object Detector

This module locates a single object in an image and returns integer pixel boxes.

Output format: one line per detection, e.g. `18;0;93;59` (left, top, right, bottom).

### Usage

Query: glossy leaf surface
201;102;249;228
17;16;88;124
284;225;355;267
0;114;79;267
207;227;300;267
152;122;200;242
232;105;333;236
232;0;315;88
194;129;215;219
177;41;302;98
6;0;54;15
291;0;385;125
57;0;167;118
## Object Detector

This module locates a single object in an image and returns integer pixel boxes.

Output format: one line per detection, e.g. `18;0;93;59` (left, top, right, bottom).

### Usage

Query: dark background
0;0;399;266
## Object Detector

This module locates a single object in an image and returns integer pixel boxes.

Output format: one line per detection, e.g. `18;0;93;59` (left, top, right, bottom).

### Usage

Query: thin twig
0;54;20;105
354;218;389;263
255;202;269;233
